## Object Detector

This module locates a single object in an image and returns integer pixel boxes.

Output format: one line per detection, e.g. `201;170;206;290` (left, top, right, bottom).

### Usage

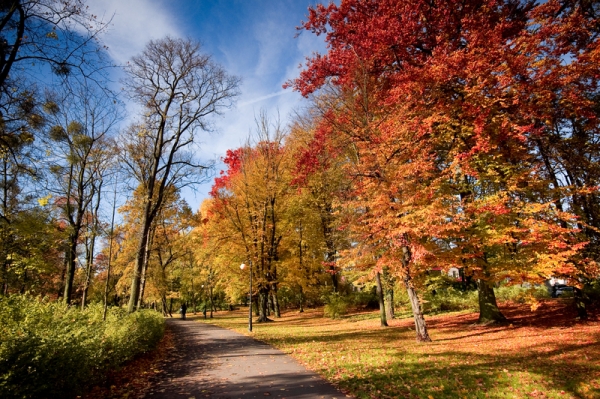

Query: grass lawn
196;300;599;399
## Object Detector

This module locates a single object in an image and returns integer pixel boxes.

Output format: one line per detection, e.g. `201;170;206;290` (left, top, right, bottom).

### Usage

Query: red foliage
210;148;243;198
291;122;334;186
288;0;599;284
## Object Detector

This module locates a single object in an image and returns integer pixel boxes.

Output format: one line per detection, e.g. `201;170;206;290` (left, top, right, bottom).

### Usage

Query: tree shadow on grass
332;343;600;399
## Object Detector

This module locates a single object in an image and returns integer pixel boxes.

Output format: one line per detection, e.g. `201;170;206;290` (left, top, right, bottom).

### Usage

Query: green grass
197;302;600;399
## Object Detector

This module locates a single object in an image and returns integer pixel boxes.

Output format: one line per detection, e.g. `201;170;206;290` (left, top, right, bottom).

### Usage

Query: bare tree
122;36;240;312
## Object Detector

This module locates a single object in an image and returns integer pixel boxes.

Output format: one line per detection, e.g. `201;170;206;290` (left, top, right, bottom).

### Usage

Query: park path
145;317;349;399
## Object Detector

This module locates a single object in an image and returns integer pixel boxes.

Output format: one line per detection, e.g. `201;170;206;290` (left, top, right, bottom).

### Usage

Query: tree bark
63;232;78;304
81;235;93;309
383;267;395;320
401;245;431;342
257;287;270;322
477;279;507;324
266;293;272;316
404;276;431;342
210;285;214;318
271;287;281;318
375;271;388;327
574;287;588;320
253;295;259;316
137;227;154;309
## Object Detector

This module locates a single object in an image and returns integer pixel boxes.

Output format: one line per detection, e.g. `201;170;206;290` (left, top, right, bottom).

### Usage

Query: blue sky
90;0;327;210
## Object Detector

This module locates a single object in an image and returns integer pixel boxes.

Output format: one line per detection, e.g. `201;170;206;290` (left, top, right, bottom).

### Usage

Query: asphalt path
146;317;348;399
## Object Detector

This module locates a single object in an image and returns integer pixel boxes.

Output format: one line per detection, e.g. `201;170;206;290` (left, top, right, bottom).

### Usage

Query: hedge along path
147;317;349;399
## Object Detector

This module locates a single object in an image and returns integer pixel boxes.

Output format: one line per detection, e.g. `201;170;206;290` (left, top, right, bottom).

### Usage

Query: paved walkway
147;317;348;399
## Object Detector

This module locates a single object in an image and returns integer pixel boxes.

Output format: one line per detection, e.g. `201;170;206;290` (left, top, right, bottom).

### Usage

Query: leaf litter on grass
200;301;599;399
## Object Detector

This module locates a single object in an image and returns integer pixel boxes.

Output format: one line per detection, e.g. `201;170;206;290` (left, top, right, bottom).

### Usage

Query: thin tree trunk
401;244;431;342
574;287;588;320
103;179;118;321
137;229;154;309
404;276;431;342
477;279;506;324
81;236;92;310
128;199;152;312
161;294;171;317
63;233;78;305
82;180;102;309
299;286;304;313
271;288;281;318
57;252;67;299
375;271;388;327
253;295;259;316
383;267;395;320
191;279;196;314
210;285;214;318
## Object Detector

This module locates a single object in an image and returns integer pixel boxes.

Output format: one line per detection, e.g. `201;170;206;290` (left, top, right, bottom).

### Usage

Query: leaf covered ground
200;300;599;399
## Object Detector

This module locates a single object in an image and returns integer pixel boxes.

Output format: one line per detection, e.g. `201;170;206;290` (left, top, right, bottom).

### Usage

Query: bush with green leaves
0;295;164;399
494;284;551;303
422;287;479;314
351;289;379;309
323;292;350;319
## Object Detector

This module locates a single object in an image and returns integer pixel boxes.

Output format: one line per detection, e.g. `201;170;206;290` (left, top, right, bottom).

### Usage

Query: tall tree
122;36;240;312
288;114;351;293
210;115;290;321
0;0;111;199
44;85;119;304
289;0;591;326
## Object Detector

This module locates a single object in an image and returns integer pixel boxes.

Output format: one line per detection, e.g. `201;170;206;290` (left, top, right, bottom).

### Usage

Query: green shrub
0;295;164;399
495;284;551;303
323;293;350;319
584;279;600;302
422;288;479;314
351;290;379;309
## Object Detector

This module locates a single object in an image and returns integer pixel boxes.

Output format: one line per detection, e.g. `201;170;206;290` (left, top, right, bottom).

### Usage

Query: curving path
146;318;348;399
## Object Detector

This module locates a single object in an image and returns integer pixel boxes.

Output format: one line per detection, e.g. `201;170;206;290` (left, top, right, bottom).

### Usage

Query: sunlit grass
196;302;600;399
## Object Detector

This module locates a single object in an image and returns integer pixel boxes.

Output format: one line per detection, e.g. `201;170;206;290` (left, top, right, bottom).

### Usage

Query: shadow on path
147;319;347;399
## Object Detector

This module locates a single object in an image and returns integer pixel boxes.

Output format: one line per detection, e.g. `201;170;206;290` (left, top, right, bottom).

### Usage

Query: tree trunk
401;244;431;342
375;271;388;327
81;236;92;310
271;288;281;318
383;267;395;320
57;253;68;299
253;296;259;316
299;286;304;313
257;288;270;322
63;233;78;304
477;279;506;324
128;204;152;312
103;182;118;321
137;230;154;309
161;294;171;317
210;285;214;318
404;277;431;342
574;287;588;320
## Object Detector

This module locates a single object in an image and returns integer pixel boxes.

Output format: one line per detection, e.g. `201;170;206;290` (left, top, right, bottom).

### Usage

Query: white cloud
239;90;291;107
83;0;324;211
89;0;181;65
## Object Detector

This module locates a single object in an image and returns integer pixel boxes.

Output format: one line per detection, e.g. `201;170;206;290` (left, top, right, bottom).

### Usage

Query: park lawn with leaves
199;301;599;399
